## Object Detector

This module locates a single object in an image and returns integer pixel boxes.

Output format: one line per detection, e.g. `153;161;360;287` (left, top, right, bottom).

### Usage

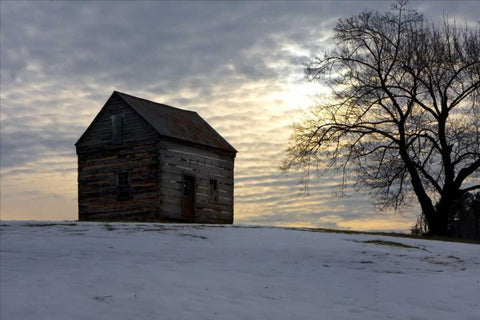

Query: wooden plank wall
78;94;158;147
158;140;235;223
77;96;160;221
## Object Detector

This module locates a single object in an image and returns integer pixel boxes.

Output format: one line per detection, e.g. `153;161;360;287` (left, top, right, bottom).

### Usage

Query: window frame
116;171;132;201
209;178;219;202
111;114;124;144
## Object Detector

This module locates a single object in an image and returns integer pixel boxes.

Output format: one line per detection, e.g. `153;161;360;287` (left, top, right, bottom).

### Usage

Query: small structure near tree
75;91;236;223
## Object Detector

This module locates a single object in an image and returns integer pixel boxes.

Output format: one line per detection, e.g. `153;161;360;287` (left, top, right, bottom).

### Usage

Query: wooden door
182;175;195;218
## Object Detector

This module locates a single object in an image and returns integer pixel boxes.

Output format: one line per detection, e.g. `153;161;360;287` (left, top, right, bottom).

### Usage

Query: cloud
1;1;477;228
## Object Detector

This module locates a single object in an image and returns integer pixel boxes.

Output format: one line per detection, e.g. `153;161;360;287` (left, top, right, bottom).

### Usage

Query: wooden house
75;91;236;223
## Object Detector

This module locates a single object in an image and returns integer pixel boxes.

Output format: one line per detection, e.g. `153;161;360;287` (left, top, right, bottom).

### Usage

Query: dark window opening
111;115;123;144
116;171;131;200
209;179;218;202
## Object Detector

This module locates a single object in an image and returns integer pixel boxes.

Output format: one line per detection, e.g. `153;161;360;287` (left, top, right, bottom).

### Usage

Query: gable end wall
76;95;160;221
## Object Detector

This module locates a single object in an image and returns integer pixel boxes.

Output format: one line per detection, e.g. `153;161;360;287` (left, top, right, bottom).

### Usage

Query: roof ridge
114;90;196;114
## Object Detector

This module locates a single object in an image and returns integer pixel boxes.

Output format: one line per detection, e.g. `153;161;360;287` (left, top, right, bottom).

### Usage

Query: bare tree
282;1;480;236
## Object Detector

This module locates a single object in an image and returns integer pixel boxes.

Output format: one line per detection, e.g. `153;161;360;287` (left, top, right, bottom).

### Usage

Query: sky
1;1;479;231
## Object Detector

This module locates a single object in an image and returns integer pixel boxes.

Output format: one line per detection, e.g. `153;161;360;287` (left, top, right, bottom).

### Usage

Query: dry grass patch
363;239;421;249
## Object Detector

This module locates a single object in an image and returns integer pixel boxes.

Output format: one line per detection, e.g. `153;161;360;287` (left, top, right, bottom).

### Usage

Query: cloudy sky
1;1;479;231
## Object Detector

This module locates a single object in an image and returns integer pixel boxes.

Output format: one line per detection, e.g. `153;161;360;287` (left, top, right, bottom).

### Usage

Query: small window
209;179;218;202
111;115;123;144
116;171;131;200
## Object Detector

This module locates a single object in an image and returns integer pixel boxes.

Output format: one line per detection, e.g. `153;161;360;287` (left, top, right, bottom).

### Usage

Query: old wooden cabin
75;91;236;223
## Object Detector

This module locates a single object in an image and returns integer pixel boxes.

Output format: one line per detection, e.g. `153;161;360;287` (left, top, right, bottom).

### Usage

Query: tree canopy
282;1;480;236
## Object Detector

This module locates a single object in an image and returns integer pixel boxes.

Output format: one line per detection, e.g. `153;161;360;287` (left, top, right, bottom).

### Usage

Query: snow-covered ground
1;222;479;320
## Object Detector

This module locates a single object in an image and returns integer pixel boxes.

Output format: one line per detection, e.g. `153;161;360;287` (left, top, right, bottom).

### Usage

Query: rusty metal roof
115;91;237;153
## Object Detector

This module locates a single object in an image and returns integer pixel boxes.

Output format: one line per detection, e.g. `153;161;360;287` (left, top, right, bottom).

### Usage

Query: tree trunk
426;206;449;236
426;189;462;237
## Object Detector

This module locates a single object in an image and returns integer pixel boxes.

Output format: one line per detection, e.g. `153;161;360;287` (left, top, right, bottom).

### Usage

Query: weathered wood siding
158;139;235;223
77;95;158;147
76;95;160;221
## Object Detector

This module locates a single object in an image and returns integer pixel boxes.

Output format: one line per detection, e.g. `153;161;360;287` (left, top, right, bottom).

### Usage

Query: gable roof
76;91;237;154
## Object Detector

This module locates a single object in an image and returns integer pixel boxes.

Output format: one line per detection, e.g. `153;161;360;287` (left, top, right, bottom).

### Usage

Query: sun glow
4;0;470;232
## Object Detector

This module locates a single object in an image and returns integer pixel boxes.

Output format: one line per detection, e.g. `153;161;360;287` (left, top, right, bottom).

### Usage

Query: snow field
1;222;479;319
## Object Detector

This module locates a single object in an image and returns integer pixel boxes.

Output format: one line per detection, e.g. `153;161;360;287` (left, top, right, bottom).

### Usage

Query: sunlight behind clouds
1;1;478;230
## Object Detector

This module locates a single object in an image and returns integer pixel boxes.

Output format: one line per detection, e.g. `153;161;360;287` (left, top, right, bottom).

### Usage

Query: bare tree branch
282;0;480;236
